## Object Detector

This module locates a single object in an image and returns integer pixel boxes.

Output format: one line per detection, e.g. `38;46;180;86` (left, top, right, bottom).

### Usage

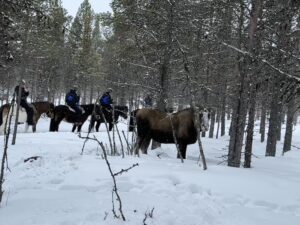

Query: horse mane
81;104;97;114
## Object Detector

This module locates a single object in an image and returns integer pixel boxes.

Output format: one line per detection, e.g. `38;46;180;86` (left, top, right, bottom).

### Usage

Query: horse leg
72;124;77;132
140;135;151;155
77;124;82;132
51;116;63;132
32;124;36;132
50;118;60;132
50;118;56;131
55;119;63;131
177;142;187;159
96;121;101;132
89;116;96;132
134;136;145;155
109;122;113;131
25;123;29;132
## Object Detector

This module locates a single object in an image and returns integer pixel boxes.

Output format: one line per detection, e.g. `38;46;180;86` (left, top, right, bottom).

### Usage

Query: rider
14;79;34;125
144;94;153;108
99;88;113;112
65;85;82;119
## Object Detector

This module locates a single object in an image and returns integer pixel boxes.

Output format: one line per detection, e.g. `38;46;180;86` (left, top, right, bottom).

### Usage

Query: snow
0;118;300;225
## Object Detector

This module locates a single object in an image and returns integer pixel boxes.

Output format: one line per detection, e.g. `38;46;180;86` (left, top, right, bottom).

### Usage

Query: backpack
66;93;75;104
100;94;110;106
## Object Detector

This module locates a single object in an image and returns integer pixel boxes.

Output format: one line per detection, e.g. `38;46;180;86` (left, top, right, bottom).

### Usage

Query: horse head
46;102;55;119
115;105;128;119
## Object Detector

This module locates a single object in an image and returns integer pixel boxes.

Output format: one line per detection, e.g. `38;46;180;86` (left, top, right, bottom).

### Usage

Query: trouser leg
21;100;34;125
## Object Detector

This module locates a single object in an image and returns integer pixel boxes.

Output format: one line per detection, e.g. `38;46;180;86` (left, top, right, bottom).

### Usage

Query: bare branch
113;163;139;176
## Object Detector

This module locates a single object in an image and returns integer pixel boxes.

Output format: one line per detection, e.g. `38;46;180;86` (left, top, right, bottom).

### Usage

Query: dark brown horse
50;104;97;132
89;105;128;132
134;108;209;159
0;101;54;134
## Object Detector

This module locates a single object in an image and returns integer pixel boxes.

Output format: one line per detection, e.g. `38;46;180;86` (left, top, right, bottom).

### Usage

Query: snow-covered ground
0;117;300;225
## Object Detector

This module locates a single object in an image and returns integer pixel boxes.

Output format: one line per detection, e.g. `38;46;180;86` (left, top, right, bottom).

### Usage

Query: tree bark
227;1;248;168
244;87;257;168
209;109;216;138
283;97;295;154
266;79;281;156
260;102;267;142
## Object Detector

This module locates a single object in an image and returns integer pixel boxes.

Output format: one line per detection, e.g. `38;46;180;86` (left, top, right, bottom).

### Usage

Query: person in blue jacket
99;88;113;111
65;86;82;117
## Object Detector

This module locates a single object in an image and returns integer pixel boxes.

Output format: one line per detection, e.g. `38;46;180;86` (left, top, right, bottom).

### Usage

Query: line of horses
0;102;128;134
0;102;210;159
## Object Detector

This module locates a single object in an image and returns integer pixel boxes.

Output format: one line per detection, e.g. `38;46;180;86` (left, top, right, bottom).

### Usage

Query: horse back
135;108;166;137
54;105;69;113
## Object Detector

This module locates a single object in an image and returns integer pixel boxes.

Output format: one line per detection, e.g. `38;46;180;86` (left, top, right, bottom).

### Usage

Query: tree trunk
293;111;298;125
260;103;266;142
227;1;248;168
216;108;221;139
266;79;281;156
244;87;257;168
209;109;216;138
221;94;226;136
89;76;94;104
283;97;295;154
276;103;283;141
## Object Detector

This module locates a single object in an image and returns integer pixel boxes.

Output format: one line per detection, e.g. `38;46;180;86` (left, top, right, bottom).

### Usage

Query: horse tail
129;109;139;132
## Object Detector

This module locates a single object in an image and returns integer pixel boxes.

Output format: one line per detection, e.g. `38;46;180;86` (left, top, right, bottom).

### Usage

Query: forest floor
0;117;299;225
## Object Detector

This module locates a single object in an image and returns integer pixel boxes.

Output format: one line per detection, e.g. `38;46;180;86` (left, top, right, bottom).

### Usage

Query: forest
1;0;300;169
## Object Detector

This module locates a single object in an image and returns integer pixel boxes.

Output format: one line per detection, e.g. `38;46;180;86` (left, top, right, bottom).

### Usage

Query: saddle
66;105;85;114
100;105;112;113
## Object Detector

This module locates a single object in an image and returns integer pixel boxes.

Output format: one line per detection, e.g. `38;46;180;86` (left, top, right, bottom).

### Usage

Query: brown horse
0;101;55;134
134;108;209;159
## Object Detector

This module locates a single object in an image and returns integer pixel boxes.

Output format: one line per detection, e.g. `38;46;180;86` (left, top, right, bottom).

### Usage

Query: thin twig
113;163;139;176
122;130;132;155
115;124;124;158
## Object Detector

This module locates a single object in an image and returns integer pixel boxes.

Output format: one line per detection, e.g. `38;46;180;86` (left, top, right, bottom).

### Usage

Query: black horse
50;104;98;132
134;108;209;159
89;105;128;132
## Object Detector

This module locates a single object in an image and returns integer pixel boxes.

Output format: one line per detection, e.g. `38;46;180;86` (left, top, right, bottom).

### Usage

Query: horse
0;101;55;135
134;107;209;159
89;105;128;132
49;104;97;132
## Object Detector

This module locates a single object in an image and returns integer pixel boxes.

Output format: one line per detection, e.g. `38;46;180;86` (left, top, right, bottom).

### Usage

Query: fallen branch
24;156;41;163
